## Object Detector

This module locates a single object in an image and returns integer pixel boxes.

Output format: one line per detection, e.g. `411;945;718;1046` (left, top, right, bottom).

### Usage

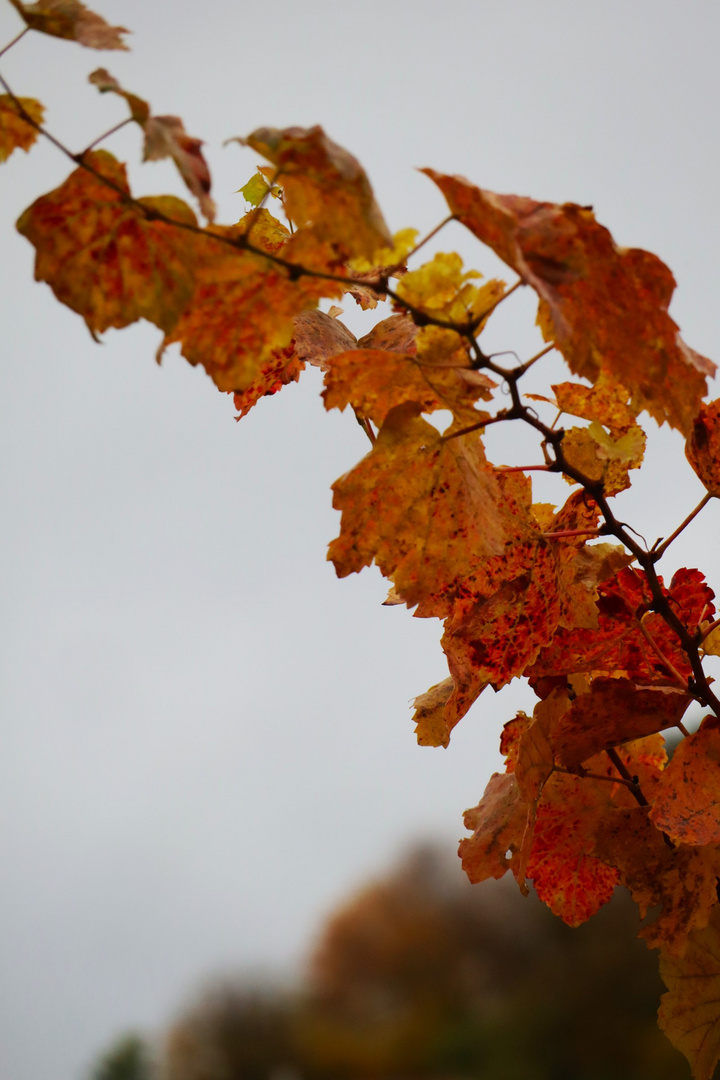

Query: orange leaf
553;371;638;433
650;720;720;846
423;171;715;433
323;346;494;428
161;229;333;393
16;151;198;334
525;770;619;926
8;0;129;49
686;399;720;497
0;95;44;163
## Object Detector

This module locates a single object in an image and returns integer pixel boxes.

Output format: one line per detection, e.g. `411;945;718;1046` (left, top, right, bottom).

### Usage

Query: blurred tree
90;1034;153;1080
154;843;690;1079
161;985;295;1080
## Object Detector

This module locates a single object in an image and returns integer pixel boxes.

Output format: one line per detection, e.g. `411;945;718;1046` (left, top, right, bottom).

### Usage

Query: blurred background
0;2;718;1078
89;844;688;1080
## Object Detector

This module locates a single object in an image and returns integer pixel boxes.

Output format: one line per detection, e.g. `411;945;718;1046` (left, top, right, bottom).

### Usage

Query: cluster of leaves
3;3;720;1075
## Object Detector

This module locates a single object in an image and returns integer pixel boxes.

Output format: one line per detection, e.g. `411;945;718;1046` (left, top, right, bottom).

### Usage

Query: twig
651;493;712;562
511;342;556;378
555;765;644;797
605;748;648;807
398;214;455;265
0;27;29;59
79;117;134;157
542;527;605;540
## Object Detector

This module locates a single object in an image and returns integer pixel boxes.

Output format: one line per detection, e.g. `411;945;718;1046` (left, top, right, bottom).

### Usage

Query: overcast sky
1;2;719;1078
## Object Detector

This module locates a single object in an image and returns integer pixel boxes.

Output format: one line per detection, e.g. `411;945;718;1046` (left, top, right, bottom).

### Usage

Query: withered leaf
594;805;720;956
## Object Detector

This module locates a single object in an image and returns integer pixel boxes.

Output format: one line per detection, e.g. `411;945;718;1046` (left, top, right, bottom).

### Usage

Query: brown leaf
291;309;357;369
0;95;44;163
88;67;149;123
9;0;129;49
423;171;715;433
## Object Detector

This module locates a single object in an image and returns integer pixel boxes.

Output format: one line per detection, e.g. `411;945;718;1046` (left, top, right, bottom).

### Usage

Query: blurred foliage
90;1033;153;1080
96;844;693;1079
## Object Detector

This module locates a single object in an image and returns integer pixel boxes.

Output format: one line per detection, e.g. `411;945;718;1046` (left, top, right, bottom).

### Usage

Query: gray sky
1;2;719;1077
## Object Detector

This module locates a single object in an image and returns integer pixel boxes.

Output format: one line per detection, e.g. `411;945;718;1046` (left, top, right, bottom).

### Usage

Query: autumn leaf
0;95;44;163
525;739;666;928
593;804;720;956
424;171;715;433
322;345;494;429
560;421;646;495
686;399;720;497
410;676;456;748
8;0;129;49
459;772;529;893
529;566;714;686
160;228;334;394
441;541;562;691
553;371;638;433
553;679;691;768
240;125;392;262
232;310;357;420
394;251;505;328
659;906;720;1080
16;150;199;334
328;403;512;615
650;719;720;846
